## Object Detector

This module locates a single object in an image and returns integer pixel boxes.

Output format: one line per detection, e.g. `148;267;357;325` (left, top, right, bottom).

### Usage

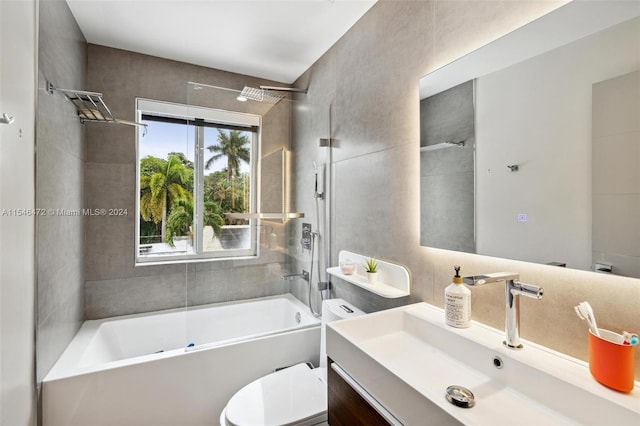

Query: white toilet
220;298;365;426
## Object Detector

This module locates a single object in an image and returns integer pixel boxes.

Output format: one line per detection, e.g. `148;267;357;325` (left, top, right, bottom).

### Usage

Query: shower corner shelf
327;250;410;299
46;81;147;132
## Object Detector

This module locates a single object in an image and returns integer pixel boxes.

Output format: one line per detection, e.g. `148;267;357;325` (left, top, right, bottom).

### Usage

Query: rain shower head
237;86;285;104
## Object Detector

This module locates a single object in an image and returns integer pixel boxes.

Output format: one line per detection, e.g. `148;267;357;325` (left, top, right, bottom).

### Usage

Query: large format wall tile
85;273;188;319
84;45;295;318
36;0;87;382
291;0;639;379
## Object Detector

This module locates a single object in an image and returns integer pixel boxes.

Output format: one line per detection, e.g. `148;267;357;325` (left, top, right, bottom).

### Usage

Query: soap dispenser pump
445;265;471;328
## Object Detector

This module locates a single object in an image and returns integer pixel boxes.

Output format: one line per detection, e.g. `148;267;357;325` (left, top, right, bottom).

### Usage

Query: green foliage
165;198;194;245
203;201;225;236
168;151;194;169
139;129;252;246
205;130;251;177
139;219;161;244
206;130;251;211
204;170;249;225
139;155;165;175
139;154;193;242
364;258;379;273
165;198;225;245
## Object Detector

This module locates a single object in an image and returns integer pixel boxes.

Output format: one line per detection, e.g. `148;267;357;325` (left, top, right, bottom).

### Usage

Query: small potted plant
364;258;379;284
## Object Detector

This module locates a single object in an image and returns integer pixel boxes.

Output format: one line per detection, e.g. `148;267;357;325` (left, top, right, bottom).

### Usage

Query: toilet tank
320;299;365;368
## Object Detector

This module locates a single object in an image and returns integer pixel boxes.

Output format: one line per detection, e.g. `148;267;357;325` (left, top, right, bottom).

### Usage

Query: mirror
420;1;640;278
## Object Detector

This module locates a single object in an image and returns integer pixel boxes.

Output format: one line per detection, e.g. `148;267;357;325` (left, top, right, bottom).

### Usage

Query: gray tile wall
84;45;293;319
36;0;87;382
291;0;640;379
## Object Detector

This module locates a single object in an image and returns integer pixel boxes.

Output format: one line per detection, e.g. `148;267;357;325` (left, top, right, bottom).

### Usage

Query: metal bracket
594;263;612;273
317;281;330;291
46;80;148;135
0;113;14;125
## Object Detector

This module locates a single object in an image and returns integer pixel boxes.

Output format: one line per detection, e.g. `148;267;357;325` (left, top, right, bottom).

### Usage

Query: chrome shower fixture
0;113;14;125
313;162;325;200
237;86;285;104
259;85;307;94
237;85;307;104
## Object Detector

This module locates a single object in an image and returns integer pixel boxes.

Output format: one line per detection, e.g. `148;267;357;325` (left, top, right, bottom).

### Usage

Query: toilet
220;298;365;426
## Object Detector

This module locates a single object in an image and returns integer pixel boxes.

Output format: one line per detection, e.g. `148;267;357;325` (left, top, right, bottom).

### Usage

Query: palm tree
165;198;225;246
140;154;193;242
167;151;194;169
205;130;250;209
165;198;193;245
204;171;249;225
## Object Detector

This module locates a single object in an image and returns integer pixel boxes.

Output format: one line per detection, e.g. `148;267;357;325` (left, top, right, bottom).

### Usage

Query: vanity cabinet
327;358;392;425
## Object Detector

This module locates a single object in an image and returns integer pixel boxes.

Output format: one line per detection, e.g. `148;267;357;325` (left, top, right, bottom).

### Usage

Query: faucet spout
504;279;543;349
281;271;309;282
463;272;543;350
463;272;519;286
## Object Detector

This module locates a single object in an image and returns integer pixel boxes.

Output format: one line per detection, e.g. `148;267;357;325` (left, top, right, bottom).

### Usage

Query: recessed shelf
327;250;410;298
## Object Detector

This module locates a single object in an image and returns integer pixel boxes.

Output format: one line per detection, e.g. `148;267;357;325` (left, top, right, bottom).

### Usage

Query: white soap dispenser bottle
445;265;471;328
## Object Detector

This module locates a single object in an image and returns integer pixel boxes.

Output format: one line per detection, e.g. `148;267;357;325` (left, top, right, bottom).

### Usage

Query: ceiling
66;0;377;84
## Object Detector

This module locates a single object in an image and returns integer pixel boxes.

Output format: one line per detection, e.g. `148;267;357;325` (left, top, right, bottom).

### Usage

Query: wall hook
0;113;15;125
507;164;519;172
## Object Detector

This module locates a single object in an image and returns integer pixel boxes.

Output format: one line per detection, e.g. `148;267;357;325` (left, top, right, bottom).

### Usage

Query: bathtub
43;294;321;426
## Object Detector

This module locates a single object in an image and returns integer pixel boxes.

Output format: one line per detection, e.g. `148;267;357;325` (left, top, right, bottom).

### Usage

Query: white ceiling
66;0;377;84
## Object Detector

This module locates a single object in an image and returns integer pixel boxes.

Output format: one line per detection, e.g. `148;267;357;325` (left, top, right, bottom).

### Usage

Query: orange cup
588;329;635;393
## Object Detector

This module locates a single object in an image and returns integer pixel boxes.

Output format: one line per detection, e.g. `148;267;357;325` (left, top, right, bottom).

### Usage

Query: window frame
135;98;261;265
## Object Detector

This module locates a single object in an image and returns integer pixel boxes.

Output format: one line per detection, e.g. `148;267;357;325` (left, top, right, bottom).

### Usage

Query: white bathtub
43;294;321;426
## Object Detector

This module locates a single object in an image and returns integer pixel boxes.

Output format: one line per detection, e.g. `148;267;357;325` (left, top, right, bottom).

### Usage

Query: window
136;99;259;263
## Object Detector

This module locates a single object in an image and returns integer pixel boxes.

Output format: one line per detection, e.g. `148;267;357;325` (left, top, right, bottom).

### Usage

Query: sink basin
327;303;640;425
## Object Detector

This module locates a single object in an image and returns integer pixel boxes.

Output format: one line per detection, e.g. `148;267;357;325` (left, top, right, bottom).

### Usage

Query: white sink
326;303;640;425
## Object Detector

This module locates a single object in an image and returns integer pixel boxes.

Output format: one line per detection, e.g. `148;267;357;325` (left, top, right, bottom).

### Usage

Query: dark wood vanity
327;358;390;425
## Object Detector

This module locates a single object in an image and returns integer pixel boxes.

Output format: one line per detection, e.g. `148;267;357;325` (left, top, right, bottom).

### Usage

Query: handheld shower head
313;162;325;200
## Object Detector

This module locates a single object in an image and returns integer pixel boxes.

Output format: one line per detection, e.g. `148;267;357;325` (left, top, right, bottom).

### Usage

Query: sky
139;120;251;175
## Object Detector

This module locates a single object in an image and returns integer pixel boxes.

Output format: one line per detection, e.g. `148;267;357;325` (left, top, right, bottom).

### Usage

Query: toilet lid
225;363;326;426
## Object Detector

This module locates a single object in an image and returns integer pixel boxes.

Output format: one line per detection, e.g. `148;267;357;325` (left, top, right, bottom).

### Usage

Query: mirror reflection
420;2;640;278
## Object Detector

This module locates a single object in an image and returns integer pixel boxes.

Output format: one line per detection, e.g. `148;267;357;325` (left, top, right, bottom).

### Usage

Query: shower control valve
301;223;312;251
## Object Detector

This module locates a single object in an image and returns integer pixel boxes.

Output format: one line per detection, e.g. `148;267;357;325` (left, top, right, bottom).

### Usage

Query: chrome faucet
463;272;543;349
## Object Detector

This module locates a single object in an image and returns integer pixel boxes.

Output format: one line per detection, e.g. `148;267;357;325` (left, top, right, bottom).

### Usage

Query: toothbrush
581;302;599;336
574;301;600;337
579;301;600;337
622;331;638;346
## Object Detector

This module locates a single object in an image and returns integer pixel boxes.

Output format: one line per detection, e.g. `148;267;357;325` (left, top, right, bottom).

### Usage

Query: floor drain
445;385;475;408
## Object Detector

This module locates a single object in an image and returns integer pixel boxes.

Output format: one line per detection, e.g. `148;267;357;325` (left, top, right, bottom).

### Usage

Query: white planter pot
367;272;378;284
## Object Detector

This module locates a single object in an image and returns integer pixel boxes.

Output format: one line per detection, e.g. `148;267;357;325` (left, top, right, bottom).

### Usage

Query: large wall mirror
420;1;640;278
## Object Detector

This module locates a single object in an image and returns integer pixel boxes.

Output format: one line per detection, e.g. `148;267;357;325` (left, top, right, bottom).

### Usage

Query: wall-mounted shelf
327;250;410;298
46;81;147;132
420;140;466;152
225;212;304;220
